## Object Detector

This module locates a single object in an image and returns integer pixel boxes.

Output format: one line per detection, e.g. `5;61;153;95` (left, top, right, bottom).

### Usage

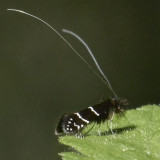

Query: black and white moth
54;30;128;136
7;9;128;136
55;98;127;135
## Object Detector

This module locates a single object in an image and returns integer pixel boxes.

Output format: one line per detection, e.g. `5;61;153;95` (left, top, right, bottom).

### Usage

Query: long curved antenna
62;29;117;97
7;8;117;97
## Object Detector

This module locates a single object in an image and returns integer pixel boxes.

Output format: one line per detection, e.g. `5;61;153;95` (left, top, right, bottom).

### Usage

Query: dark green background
1;1;160;160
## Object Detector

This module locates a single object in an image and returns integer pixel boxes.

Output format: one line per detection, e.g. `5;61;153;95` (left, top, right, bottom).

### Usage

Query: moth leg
107;121;116;139
97;123;101;136
84;123;96;136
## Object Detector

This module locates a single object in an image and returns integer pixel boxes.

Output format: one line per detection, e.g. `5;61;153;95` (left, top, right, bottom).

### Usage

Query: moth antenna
7;8;117;97
62;29;117;97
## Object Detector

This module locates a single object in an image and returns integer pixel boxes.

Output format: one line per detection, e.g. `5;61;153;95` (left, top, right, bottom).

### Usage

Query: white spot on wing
88;106;100;116
74;123;80;130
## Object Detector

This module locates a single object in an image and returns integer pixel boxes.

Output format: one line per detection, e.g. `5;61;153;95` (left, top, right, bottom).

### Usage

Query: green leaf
58;105;160;160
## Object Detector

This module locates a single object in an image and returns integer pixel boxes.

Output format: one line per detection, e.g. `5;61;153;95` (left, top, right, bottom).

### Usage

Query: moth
7;9;128;137
54;31;128;136
55;98;127;136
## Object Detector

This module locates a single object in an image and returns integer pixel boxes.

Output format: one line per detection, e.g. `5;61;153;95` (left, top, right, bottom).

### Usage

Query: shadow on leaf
101;125;136;136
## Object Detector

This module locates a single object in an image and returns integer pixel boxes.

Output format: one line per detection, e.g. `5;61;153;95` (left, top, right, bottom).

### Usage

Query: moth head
111;97;128;114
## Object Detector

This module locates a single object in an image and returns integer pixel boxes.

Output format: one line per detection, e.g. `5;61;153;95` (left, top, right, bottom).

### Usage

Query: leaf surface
58;105;160;160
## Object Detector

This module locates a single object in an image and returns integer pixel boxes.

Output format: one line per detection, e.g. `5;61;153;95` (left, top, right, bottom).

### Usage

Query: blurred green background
0;1;160;160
